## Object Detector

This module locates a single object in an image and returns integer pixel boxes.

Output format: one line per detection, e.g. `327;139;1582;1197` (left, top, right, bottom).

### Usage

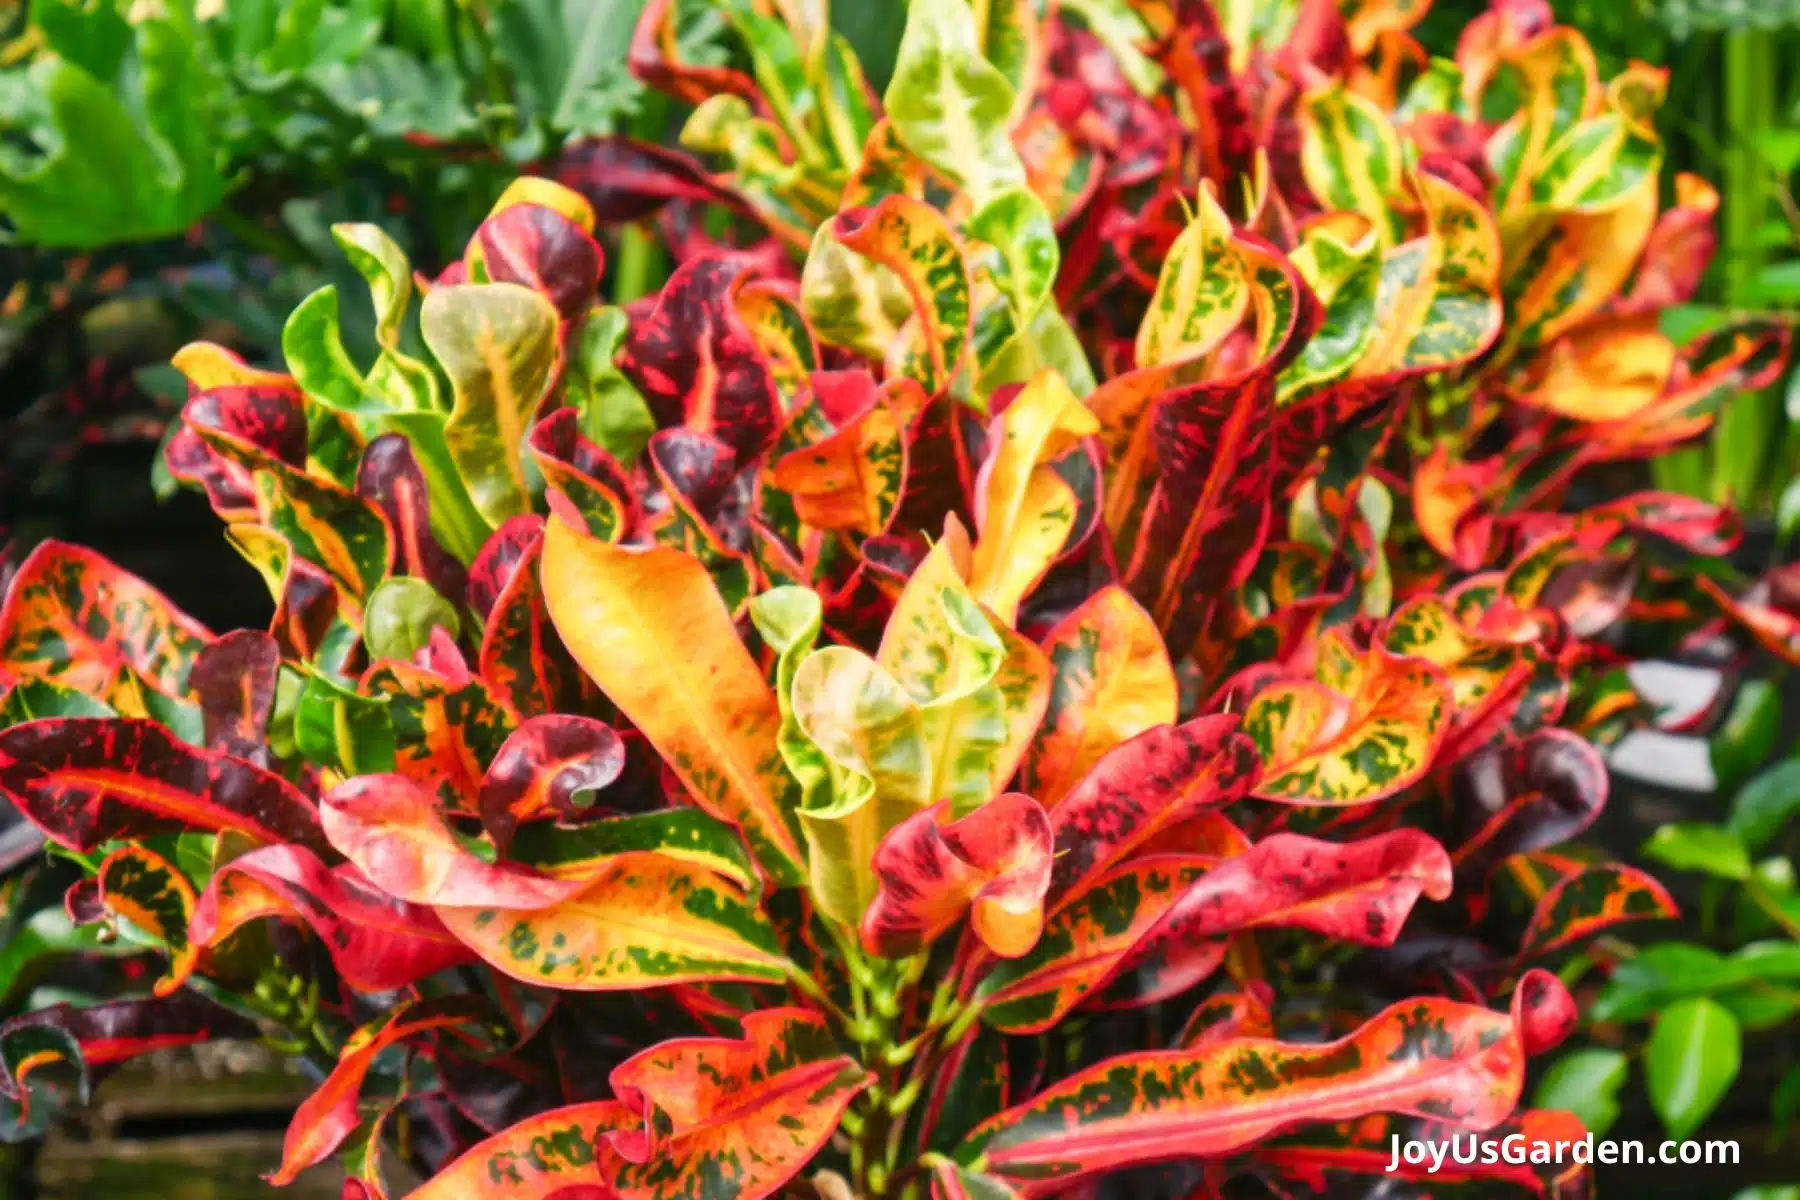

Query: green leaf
568;307;655;466
1590;942;1747;1024
1778;476;1800;543
422;282;561;528
1774;1064;1800;1143
1532;1048;1628;1137
1729;1188;1800;1200
1741;260;1800;308
1641;823;1752;881
1644;997;1740;1140
1712;679;1781;795
294;671;397;776
1728;759;1800;852
363;577;461;662
882;0;1027;205
0;681;113;725
491;0;644;135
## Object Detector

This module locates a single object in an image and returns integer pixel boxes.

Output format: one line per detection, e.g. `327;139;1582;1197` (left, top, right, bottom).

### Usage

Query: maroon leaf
1451;729;1608;891
357;434;469;603
0;717;328;855
469;514;546;622
552;137;750;227
476;203;604;322
527;409;638;543
164;385;308;521
477;715;627;852
186;630;281;764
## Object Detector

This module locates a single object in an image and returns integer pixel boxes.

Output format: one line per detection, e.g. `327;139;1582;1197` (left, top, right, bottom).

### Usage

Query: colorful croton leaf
0;2;1787;1194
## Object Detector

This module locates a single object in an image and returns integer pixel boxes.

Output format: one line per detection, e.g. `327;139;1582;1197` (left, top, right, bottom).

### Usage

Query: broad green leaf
295;671;397;776
1296;81;1406;244
569;307;656;466
883;0;1028;204
423;283;561;528
1645;997;1740;1140
1532;1048;1628;1138
1711;679;1781;796
363;577;460;662
1279;225;1382;402
1728;759;1800;853
331;222;441;411
1640;823;1752;882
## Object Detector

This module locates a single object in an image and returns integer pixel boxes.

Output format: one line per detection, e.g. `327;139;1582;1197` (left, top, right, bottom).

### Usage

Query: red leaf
0;717;327;854
618;255;785;464
321;773;588;909
476;204;604;322
553;136;755;227
356;434;469;604
1451;730;1607;891
528;408;638;543
863;794;1054;959
189;844;475;991
468;514;547;622
164;384;308;521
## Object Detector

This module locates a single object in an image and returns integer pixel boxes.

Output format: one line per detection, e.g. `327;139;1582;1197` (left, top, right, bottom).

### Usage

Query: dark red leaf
476;203;604;322
357;434;470;603
186;630;281;764
477;715;627;852
1451;729;1608;891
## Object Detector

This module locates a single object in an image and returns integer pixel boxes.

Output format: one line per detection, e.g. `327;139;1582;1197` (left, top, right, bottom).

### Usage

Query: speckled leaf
189;844;475;992
1297;81;1406;243
0;541;210;702
473;201;604;323
600;1009;868;1200
423;282;560;528
478;517;587;718
1243;636;1453;805
437;853;790;990
94;845;198;996
405;1101;634;1199
163;384;309;522
771;383;908;536
862;793;1053;959
831;195;973;395
0;717;327;855
356;434;468;604
186;630;279;764
1024;586;1179;808
957;971;1578;1188
540;516;807;887
362;659;520;816
528;408;632;544
507;808;760;896
980;830;1452;1032
884;0;1029;204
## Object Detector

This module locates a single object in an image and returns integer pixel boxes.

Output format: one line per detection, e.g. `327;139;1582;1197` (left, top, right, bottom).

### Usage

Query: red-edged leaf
603;1009;869;1200
1176;983;1274;1048
1614;172;1717;316
476;715;626;853
321;773;588;909
0;541;211;701
163;383;308;521
862;794;1053;959
186;630;280;764
94;845;199;996
189;844;475;991
553;136;754;227
619;255;785;464
1518;863;1677;958
0;717;327;854
629;0;761;109
957;971;1577;1190
271;997;500;1185
475;516;587;717
528;409;635;544
356;434;469;604
469;515;546;622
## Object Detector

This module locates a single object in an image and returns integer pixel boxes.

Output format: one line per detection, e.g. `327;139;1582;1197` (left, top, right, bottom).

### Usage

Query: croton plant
0;0;1790;1197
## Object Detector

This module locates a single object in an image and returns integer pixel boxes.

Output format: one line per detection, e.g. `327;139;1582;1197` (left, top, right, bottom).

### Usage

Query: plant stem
1745;877;1800;941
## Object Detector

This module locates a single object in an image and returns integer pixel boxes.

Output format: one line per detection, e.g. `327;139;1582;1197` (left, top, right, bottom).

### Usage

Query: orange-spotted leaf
1025;586;1179;808
184;630;279;765
0;717;328;855
957;971;1577;1189
539;515;806;886
770;380;909;536
862;793;1053;959
0;541;211;702
189;845;475;992
361;659;520;815
94;845;199;996
436;854;791;991
405;1101;634;1199
602;1009;868;1200
477;715;626;853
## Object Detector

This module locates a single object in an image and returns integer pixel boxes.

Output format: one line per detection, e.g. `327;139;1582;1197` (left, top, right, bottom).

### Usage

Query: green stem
1745;878;1800;941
